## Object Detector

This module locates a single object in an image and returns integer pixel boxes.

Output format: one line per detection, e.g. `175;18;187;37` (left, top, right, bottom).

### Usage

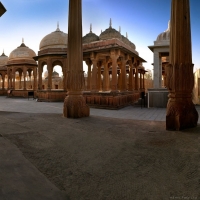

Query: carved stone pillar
33;68;37;90
97;62;102;91
85;59;92;91
139;72;142;90
90;54;98;92
47;58;52;90
7;70;10;89
102;60;110;91
142;73;145;89
63;59;68;91
165;0;198;130
135;63;139;90
110;50;119;92
12;68;15;90
63;0;89;118
19;71;22;89
120;57;127;91
128;59;134;91
38;61;43;90
153;52;162;88
23;69;26;90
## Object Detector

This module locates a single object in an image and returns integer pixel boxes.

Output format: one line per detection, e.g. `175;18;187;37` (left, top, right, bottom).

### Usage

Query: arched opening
42;64;47;90
52;60;63;90
15;69;23;89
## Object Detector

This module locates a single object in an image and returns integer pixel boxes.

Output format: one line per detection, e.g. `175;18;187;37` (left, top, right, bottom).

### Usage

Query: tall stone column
128;59;134;91
120;57;127;91
12;68;15;89
19;71;22;89
139;72;142;90
63;0;89;118
38;61;43;90
165;0;198;130
135;63;139;90
142;73;145;89
110;50;119;92
23;68;26;90
153;52;162;88
102;62;110;91
85;59;92;91
97;63;102;91
90;54;98;92
33;68;37;90
47;58;52;90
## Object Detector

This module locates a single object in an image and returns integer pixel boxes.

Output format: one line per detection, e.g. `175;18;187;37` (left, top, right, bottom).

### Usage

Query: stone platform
0;96;199;200
84;91;140;109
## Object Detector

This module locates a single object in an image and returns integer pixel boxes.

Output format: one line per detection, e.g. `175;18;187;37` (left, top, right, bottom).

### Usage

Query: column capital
110;49;120;60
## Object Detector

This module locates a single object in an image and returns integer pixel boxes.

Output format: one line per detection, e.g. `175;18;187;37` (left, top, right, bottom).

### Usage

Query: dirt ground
1;112;200;200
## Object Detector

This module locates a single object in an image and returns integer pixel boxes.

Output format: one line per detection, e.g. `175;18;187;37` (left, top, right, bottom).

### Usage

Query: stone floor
0;96;199;200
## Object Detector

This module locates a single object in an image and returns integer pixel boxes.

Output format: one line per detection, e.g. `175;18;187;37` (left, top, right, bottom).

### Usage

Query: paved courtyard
0;96;199;200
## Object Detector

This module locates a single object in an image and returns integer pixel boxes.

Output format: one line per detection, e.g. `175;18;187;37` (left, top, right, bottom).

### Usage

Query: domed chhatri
39;23;68;50
99;19;122;41
8;39;37;65
156;21;170;43
83;24;99;44
99;19;136;51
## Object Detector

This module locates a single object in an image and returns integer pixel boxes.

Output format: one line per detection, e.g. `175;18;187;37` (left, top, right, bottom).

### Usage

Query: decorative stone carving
63;0;89;118
165;0;198;130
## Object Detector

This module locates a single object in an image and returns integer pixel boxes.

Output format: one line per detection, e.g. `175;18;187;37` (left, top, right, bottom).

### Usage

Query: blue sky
0;0;199;72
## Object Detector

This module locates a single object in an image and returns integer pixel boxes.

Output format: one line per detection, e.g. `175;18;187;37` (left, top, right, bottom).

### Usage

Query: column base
166;98;198;130
63;94;90;118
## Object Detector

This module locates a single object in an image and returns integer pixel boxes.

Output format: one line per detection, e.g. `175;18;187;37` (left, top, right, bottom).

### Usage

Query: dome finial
56;21;60;31
126;32;128;39
22;38;24;43
119;26;121;33
90;23;92;33
1;49;5;56
109;18;112;28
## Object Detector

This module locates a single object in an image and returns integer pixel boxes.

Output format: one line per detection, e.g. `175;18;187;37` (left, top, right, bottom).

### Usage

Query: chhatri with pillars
82;19;147;109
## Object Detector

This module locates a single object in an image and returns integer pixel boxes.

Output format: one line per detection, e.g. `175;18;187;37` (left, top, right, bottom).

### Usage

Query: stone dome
121;34;136;50
83;24;99;44
8;41;37;65
39;24;68;50
100;26;122;41
0;52;8;67
156;21;170;42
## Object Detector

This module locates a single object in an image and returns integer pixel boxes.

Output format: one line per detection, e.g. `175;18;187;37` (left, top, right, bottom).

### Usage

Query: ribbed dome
83;24;99;44
39;24;68;50
8;42;37;65
0;52;8;67
100;26;122;41
83;32;99;44
156;21;170;42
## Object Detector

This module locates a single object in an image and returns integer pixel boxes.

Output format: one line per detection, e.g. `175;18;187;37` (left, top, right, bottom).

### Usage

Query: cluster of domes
83;20;136;50
7;40;37;65
39;23;68;50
